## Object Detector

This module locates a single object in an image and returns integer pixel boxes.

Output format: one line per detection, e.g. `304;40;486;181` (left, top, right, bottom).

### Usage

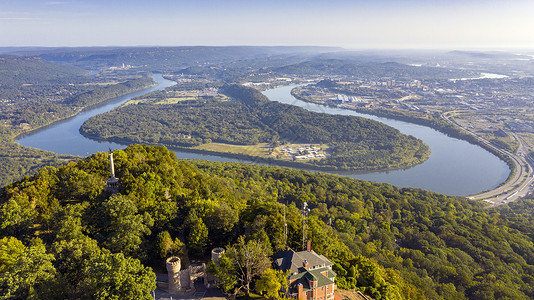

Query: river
16;75;510;196
263;85;509;196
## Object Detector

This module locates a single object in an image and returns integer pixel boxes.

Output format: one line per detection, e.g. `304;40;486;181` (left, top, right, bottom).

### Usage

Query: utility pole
283;205;288;247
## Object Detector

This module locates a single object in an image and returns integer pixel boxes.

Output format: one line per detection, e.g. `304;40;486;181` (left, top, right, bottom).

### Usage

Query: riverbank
2;77;160;187
290;88;516;187
78;83;430;173
78;133;429;173
14;80;157;143
17;80;509;196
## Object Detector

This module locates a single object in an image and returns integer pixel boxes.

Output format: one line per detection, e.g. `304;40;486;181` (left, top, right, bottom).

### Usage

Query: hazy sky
1;0;534;49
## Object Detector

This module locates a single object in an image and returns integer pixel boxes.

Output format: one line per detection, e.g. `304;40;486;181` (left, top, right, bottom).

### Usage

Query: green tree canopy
79;252;156;300
206;255;238;294
0;238;56;299
155;231;184;259
99;194;154;256
0;236;26;274
256;268;289;300
185;210;209;255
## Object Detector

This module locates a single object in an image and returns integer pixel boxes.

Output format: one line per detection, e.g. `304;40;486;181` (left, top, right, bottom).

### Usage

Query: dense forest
1;145;534;299
81;84;429;171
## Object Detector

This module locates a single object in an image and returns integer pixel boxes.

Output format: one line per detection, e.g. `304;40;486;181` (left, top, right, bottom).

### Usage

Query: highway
442;112;534;207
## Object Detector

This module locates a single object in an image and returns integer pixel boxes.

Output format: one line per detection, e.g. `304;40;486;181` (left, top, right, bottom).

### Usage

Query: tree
226;236;271;295
0;196;35;237
52;203;89;241
0;236;26;273
208;202;239;234
155;231;184;259
185;210;209;255
55;165;102;202
100;194;154;256
51;235;102;290
206;255;238;294
256;268;289;299
0;238;56;299
79;251;156;300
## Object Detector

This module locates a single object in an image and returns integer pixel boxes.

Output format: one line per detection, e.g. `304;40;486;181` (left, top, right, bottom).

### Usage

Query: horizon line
1;45;534;52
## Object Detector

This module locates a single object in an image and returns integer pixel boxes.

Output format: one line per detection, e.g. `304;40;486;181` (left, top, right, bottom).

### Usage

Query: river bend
16;76;509;196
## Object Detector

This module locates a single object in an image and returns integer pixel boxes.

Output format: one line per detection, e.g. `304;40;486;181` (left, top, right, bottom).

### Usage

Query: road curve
442;112;533;207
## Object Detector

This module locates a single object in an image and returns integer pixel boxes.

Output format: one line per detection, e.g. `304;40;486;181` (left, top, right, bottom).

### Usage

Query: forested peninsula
1;145;534;299
80;84;430;171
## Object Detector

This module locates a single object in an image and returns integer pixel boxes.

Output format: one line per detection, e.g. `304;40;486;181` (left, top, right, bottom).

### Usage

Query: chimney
303;259;309;270
297;283;304;300
306;241;312;251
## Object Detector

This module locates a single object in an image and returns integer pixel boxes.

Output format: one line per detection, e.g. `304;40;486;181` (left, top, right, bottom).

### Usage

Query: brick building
273;242;336;300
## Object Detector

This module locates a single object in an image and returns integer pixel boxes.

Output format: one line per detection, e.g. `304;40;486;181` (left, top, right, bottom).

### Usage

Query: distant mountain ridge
272;58;476;80
2;46;343;72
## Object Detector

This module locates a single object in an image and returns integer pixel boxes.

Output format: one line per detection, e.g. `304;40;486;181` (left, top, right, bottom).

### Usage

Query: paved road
442;112;534;206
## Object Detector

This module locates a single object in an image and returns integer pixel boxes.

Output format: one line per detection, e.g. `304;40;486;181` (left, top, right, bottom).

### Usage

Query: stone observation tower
165;248;226;292
105;149;119;194
211;247;225;265
166;256;193;294
166;257;183;295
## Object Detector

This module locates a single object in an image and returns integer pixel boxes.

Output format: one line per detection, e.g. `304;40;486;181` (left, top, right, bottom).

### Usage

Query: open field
193;142;329;161
124;93;229;106
154;96;198;104
194;142;272;158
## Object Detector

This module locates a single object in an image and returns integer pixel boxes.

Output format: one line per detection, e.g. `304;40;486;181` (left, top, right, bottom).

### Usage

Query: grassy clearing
124;93;230;106
194;142;271;157
155;96;197;104
194;142;329;161
155;94;229;104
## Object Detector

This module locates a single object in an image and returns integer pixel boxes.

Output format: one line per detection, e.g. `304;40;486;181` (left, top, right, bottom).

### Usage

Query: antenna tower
283;205;288;247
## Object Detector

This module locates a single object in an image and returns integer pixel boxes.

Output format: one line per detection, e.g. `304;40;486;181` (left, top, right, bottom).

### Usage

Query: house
273;242;336;300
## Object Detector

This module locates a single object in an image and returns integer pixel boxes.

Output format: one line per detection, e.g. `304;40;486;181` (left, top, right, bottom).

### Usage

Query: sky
1;0;534;49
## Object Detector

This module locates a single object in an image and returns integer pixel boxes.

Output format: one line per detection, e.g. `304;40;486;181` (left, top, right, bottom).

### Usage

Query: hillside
272;59;477;80
0;56;88;86
1;145;534;299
